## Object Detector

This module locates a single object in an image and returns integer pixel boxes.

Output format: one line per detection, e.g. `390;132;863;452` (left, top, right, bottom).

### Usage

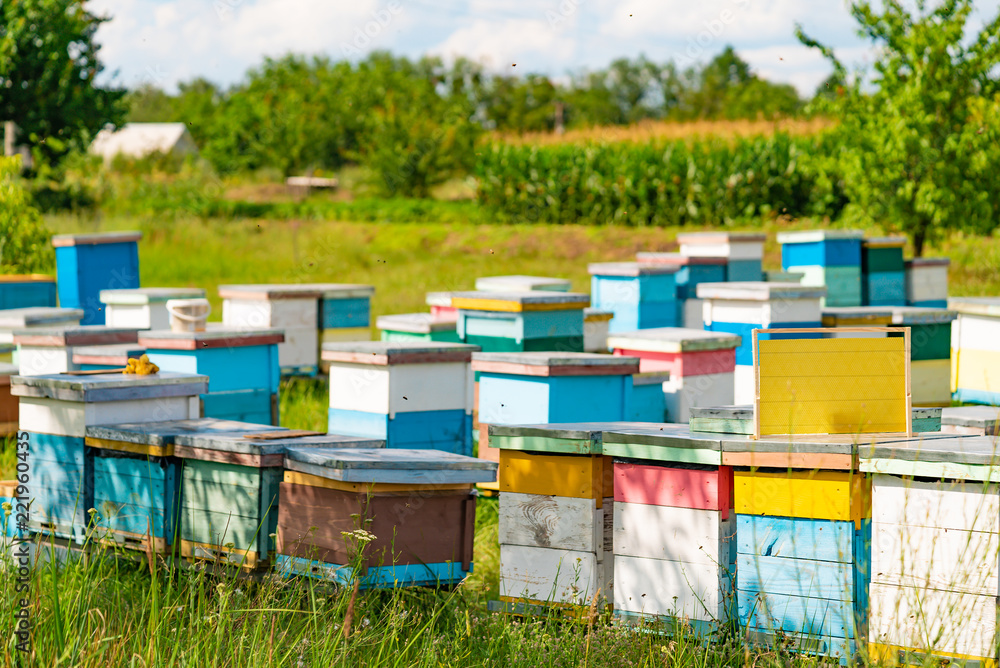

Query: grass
8;212;1000;665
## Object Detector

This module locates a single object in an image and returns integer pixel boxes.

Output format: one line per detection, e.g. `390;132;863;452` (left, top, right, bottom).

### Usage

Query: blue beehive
0;276;56;310
452;291;588;353
140;327;284;425
861;237;906;306
52;232;142;325
636;253;727;328
778;231;864;307
589;262;679;332
315;283;375;344
324;341;479;456
677;232;766;282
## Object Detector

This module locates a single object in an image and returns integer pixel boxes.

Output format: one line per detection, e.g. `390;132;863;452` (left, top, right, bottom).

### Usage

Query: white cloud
429;18;577;71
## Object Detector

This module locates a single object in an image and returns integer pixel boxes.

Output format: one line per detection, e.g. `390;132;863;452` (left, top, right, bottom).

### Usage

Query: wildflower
269;533;277;540
340;528;377;543
1;501;11;515
660;645;668;654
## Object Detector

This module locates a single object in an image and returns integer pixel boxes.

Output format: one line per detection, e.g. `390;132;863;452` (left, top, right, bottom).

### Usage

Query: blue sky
88;0;1000;97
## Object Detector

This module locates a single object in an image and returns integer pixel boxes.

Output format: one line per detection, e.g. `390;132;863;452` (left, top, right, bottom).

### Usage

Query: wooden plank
281;470;470;493
471;360;638;377
869;643;997;668
871;521;999;596
612;554;730;621
499;545;605;606
499;450;604;500
871;475;1000;533
739;589;857;640
85;437;172;457
498;492;601;553
736;515;856;563
736;553;854;601
179;539;263;570
733;470;870;526
175;444;282;467
869;582;998;659
861;458;1000;483
243;430;323;440
722;451;856;470
613;502;732;565
613;462;731;515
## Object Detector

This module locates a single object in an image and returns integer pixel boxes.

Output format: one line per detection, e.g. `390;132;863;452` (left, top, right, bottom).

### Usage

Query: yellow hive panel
869;644;997;668
84;437;172;458
733;469;870;526
499;450;605;501
757;336;908;435
953;348;1000;393
282;470;472;493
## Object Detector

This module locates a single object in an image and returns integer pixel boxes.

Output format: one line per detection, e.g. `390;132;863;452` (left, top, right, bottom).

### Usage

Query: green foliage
798;0;1000;254
0;157;54;273
125;78;222;147
475;134;842;226
0;0;127;164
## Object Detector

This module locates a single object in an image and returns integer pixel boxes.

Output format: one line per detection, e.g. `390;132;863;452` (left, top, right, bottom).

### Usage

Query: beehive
860;435;1000;667
689;405;941;438
99;288;206;330
583;308;614;352
83;418;284;553
474;275;571;292
940;406;1000;435
778;230;864;307
629;372;669;423
862;237;906;306
696;282;826;404
139;327;283;425
452;291;588;353
0;307;84;345
588;262;678;332
314;284;375;343
52;231;142;325
676;232;766;282
950;297;1000;406
905;258;949;308
278;447;495;587
763;270;804;283
71;344;147;371
607;327;740;422
425;291;459;320
636;252;727;328
0;275;56;310
601;425;735;633
324;341;478;455
11;371;205;543
376;313;460;343
173;430;383;569
14;326;139;376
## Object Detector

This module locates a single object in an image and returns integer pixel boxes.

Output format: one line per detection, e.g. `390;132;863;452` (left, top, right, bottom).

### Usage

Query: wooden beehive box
84;418;285;553
905;257;949;308
71;344;147;371
277;447;495;587
947;297;1000;406
862;237;906;307
635;252;727;328
777;230;864;307
941;406;1000;435
583;308;613;353
139;327;284;425
690;405;941;438
676;232;766;282
601;424;734;633
14;326;139;376
99;287;206;330
0;275;56;310
323;341;479;455
52;231;142;326
376;313;460;344
11;371;207;543
588;262;679;332
0;307;84;345
172;430;383;569
860;435;1000;667
451;291;589;353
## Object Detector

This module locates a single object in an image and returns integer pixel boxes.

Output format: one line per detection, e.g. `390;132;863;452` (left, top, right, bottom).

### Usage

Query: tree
798;0;1000;255
0;0;127;164
0;156;53;273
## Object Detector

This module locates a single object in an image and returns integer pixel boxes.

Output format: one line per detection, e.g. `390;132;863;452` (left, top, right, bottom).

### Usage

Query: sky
88;0;1000;97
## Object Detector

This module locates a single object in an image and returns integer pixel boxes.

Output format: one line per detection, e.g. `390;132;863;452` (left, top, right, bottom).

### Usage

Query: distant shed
90;123;199;162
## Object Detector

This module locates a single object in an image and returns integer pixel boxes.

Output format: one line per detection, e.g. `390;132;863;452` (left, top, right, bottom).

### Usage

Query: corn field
474;133;847;227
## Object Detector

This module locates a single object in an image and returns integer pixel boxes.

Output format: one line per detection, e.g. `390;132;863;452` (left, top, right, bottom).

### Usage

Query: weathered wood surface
12;326;139;347
613;554;730;621
139;328;285;350
86;418;282;446
870;475;1000;533
608;328;741;354
941;406;1000;434
451;291;590;313
736;553;854;601
282;469;471;493
19;395;198;437
860;435;1000;467
739;590;857;641
723;451;857;470
588;262;679;277
471;351;639;376
499;545;605;605
498;492;602;553
376;313;458;334
697;282;827;302
736;515;857;564
614;502;733;564
487;422;658;455
11;371;208;402
870;644;997;668
328;362;473;415
499;450;607;500
71;343;147;366
322;341;478;366
175;432;383;457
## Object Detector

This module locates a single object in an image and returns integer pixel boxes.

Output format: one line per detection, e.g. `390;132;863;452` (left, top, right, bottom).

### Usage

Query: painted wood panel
911;358;952;406
278;555;469;588
613;502;733;565
737;553;854;601
499;450;606;500
613;554;730;621
499;492;601;553
328;362;472;416
18;395;199;437
703;299;822;326
733;470;870;526
870;644;996;668
499;545;605;605
869;582;998;659
736;516;856;564
758;336;908;435
872;475;1000;533
739;589;857;640
613;462;731;514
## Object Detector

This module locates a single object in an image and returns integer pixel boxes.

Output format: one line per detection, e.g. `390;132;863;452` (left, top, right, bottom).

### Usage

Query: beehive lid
860;435;1000;473
822;306;894;324
696;282;827;301
475;275;572;291
451;291;589;312
776;230;865;244
322;340;479;365
0;274;54;283
633;371;671;385
601;424;725;462
0;362;16;377
138;326;284;350
723;430;956;456
488;421;662;454
587;262;679;277
283;447;498;484
301;283;375;299
0;307;84;328
425;291;458;307
86;418;285;446
51;231;142;247
676;232;767;244
941;406;1000;434
99;287;206;305
906;257;950;267
690;405;942;436
864;236;907;248
584;308;614;321
71;343;147;366
471;351;639;376
217;284;324;300
635;252;726;266
763;270;804;283
375;313;458;334
12;326;138;347
10;371;208;402
174;431;384;457
606;327;741;353
889;306;957;325
948;297;1000;317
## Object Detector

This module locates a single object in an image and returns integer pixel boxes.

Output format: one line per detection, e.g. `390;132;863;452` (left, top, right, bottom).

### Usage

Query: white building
90;123;199;162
